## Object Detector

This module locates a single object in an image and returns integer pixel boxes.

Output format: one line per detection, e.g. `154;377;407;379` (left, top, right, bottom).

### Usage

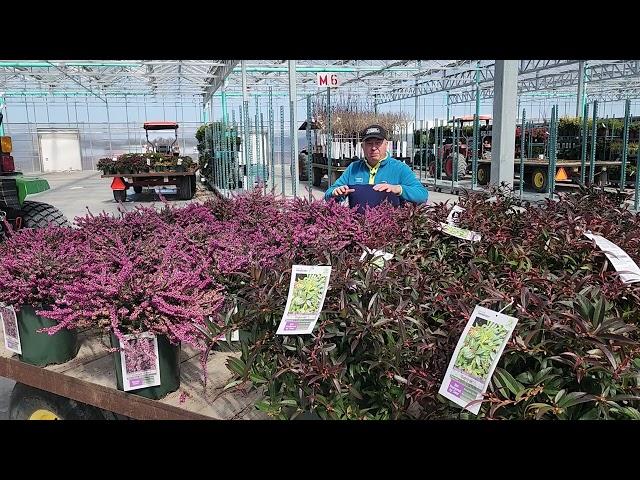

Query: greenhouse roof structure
1;60;639;104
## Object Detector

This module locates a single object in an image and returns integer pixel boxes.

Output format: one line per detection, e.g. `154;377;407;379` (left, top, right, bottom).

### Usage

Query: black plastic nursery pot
110;332;181;400
16;305;79;367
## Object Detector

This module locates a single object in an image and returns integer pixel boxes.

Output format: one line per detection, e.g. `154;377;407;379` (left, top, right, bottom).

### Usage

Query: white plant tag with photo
217;330;240;342
119;332;161;391
360;247;393;269
0;304;21;355
439;222;482;242
446;205;465;225
584;232;640;284
276;265;332;335
439;305;518;415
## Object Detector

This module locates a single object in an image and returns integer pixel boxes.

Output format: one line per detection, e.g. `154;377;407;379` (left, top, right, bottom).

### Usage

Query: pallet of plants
206;187;640;420
98;153;199;202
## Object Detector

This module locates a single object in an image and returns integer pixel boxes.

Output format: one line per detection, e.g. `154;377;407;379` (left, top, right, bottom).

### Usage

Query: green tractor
0;112;69;239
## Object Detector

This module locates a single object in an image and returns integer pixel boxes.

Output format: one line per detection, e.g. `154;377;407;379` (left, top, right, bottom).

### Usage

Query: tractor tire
113;189;127;203
9;383;107;420
529;167;549;193
20;201;70;228
477;164;490;186
133;186;143;194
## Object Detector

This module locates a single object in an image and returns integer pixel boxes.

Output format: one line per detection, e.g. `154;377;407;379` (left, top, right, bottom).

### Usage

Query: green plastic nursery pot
16;305;79;366
110;333;181;400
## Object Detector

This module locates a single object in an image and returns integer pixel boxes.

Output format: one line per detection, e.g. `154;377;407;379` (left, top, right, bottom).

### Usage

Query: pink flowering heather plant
40;218;225;351
0;226;90;325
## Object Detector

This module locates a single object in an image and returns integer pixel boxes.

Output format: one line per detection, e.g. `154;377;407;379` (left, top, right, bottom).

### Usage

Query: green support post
472;113;479;190
306;95;313;202
589;101;598;185
260;112;266;194
452;117;458;189
547;106;556;198
280;105;285;196
620;98;631;190
519;109;526;198
327;87;332;191
269;88;275;195
580;102;589;185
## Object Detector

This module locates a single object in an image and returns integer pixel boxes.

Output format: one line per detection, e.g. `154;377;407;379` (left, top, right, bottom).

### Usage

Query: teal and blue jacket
324;154;428;203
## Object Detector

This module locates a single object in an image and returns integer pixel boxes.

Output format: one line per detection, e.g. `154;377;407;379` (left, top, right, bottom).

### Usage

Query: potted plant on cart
40;219;225;399
0;226;87;366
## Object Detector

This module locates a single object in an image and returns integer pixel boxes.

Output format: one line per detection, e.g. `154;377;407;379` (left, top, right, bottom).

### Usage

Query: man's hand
373;183;402;195
333;185;356;196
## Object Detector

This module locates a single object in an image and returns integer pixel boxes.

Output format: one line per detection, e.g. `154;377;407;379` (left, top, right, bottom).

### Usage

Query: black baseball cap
361;124;388;141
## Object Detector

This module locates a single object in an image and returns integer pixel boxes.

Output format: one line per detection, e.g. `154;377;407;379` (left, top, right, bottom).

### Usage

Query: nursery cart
102;122;197;202
0;327;265;420
475;157;622;193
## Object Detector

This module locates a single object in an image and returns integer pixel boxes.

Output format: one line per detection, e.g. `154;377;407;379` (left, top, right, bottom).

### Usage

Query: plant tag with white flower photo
276;265;332;335
446;205;465;225
584;232;640;284
119;332;161;391
0;304;22;355
439;305;518;415
438;222;481;242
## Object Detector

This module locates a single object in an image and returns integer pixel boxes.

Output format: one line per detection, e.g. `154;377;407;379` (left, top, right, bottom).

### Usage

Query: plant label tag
446;205;465;225
439;222;481;242
217;330;240;342
438;305;518;415
276;265;332;335
360;247;393;269
177;158;183;166
164;177;169;183
584;233;640;284
119;332;161;391
0;304;21;355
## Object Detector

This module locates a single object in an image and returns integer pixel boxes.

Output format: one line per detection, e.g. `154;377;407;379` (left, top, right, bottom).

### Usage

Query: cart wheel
113;189;127;203
530;167;548;193
133;186;143;194
477;164;490;185
9;383;107;420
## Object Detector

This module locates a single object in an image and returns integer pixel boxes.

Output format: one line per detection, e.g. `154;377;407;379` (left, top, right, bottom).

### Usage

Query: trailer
0;327;265;420
102;171;198;202
103;122;198;202
475;157;622;193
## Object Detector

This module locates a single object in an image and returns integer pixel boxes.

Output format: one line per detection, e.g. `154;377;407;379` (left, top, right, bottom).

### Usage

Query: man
324;124;428;204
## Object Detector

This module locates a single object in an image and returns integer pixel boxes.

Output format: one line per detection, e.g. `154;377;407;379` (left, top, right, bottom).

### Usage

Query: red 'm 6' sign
316;73;340;88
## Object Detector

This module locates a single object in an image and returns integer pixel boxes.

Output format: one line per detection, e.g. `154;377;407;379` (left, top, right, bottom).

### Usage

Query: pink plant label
447;380;464;398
